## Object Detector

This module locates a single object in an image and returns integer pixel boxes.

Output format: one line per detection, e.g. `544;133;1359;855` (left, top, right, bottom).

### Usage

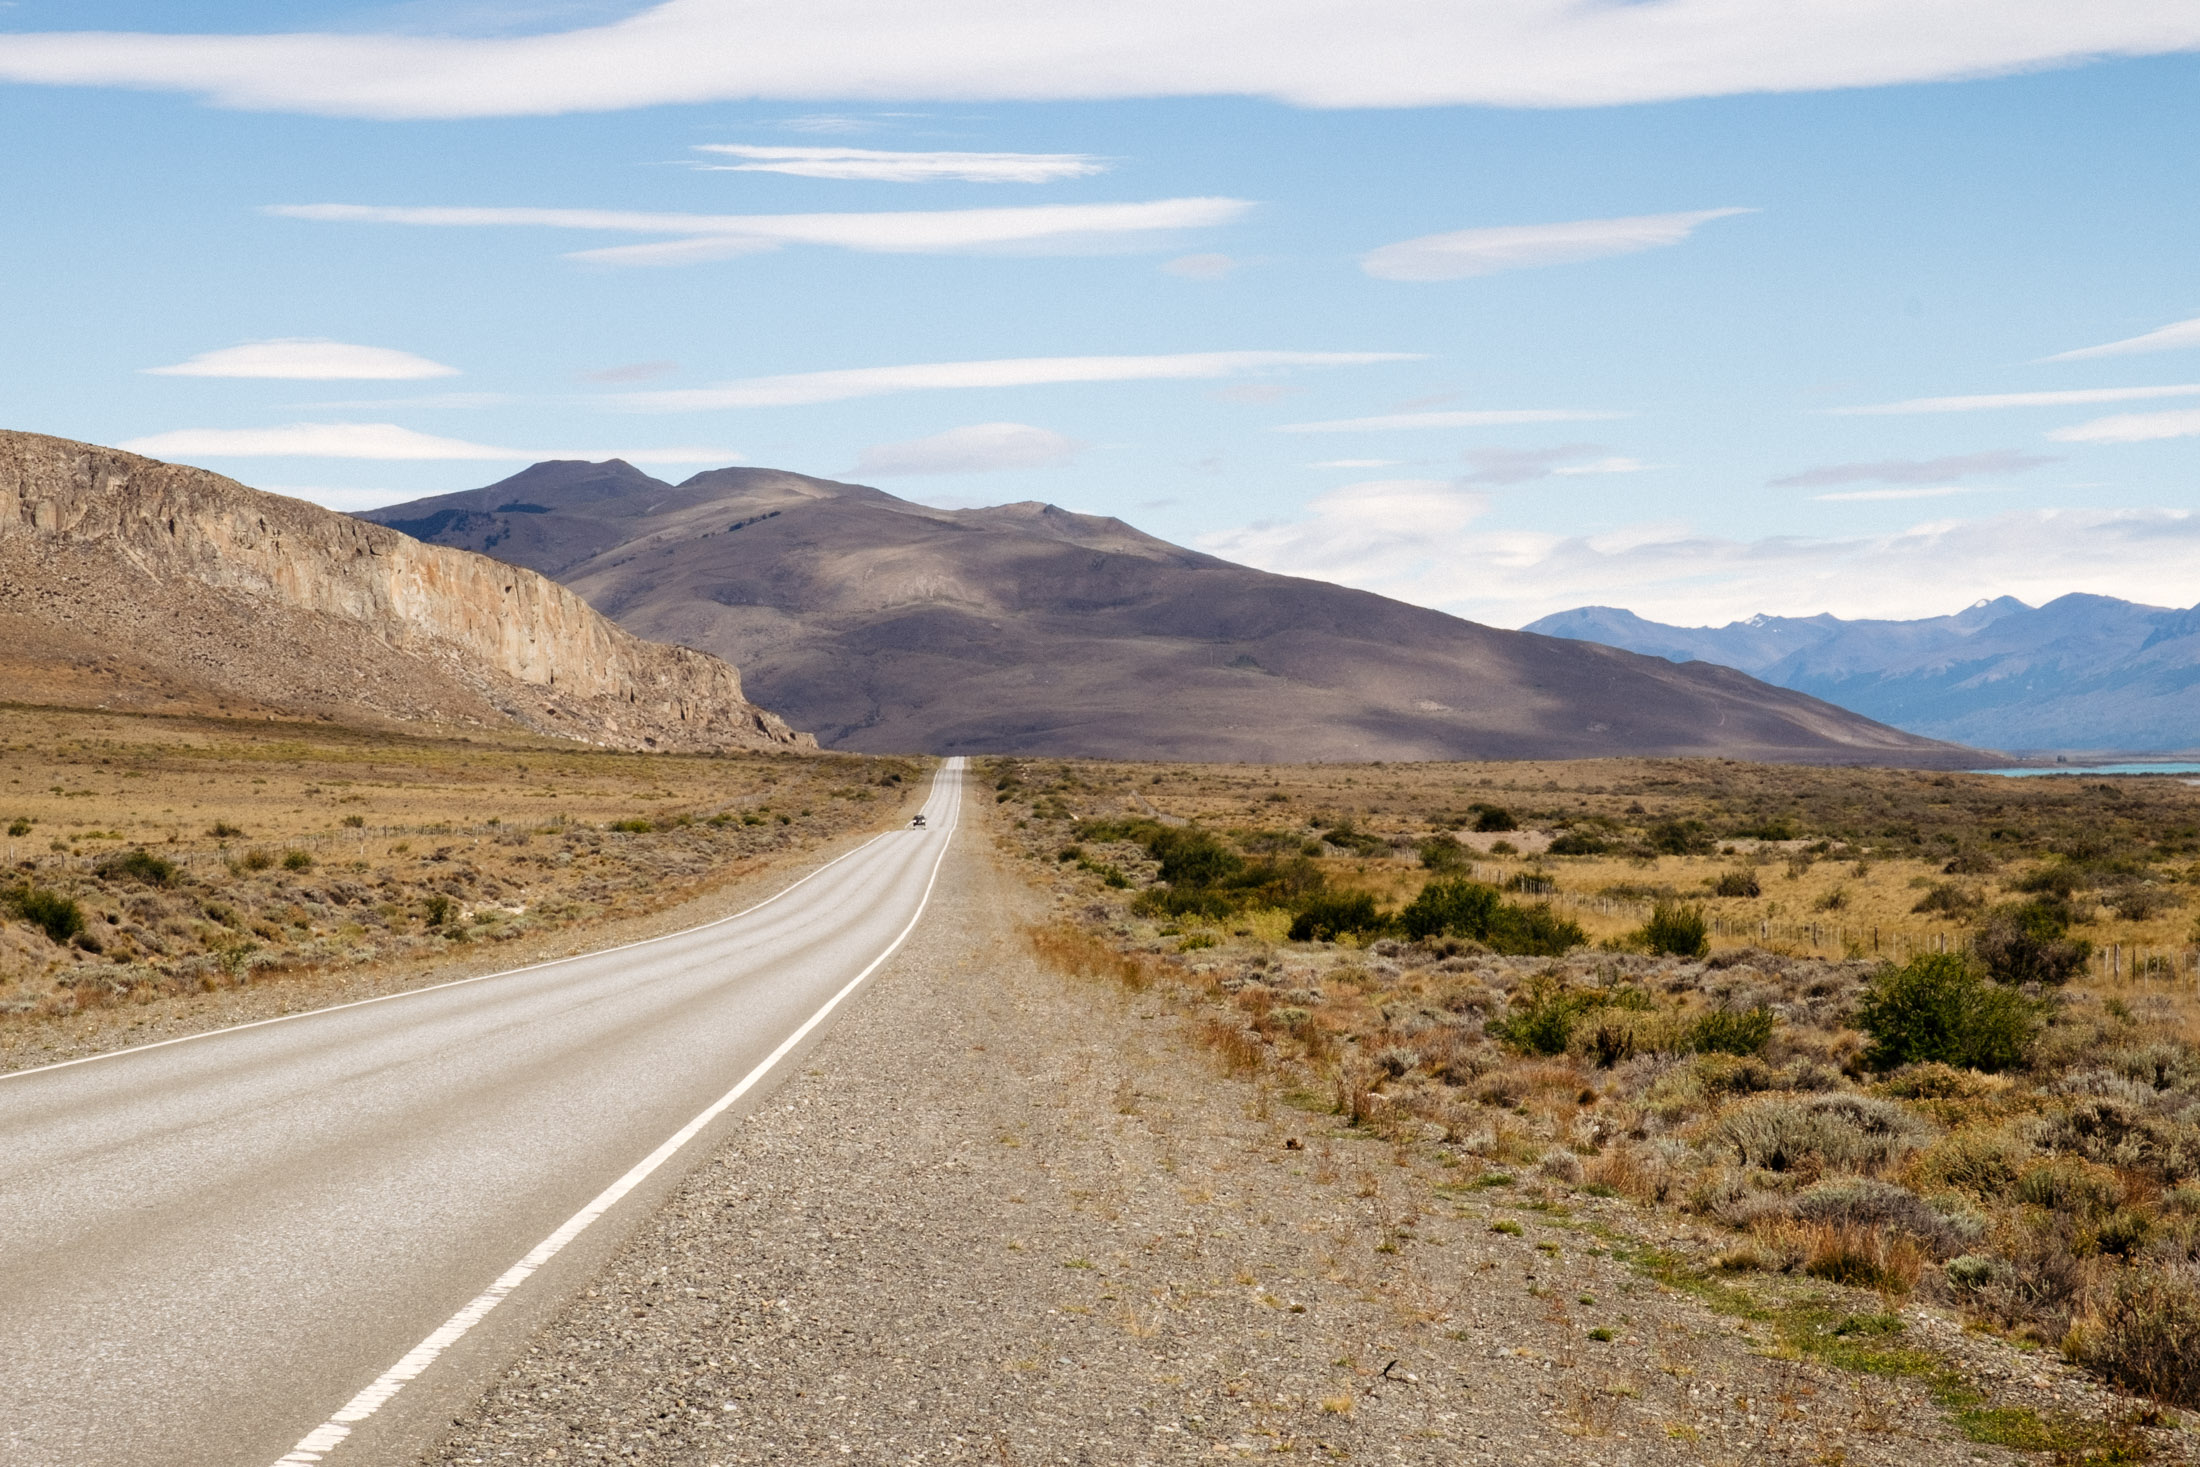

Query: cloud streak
855;422;1079;476
143;338;459;380
119;422;736;463
1278;408;1629;433
1828;384;2200;415
691;144;1105;182
1361;207;1752;281
3;3;2197;118
1768;449;2054;487
267;197;1251;266
2038;314;2200;362
613;350;1418;410
1200;492;2200;627
2049;408;2200;444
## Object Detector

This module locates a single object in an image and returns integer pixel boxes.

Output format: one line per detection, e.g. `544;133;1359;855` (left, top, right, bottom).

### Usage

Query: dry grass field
0;703;916;1036
993;753;2200;1434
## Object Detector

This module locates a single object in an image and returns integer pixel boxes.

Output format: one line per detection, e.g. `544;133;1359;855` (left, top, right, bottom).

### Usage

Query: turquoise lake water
1976;763;2200;777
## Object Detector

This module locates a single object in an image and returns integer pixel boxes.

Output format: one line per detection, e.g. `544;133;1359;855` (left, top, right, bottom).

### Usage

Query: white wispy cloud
691;144;1105;183
267;198;1249;266
1199;493;2200;627
855;422;1079;476
2038;314;2200;362
1460;444;1648;485
119;422;736;463
1813;486;1976;502
1828;384;2200;415
2048;408;2200;444
143;338;459;380
1769;449;2055;487
1361;207;1752;282
1309;458;1402;468
3;4;2197;117
613;350;1418;410
1277;408;1629;433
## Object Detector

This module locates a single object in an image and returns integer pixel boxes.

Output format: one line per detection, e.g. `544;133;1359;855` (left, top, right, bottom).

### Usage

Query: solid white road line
267;762;962;1465
0;784;926;1086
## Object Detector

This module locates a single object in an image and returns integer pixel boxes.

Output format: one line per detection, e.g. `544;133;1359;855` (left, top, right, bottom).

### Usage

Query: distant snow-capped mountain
1525;595;2200;754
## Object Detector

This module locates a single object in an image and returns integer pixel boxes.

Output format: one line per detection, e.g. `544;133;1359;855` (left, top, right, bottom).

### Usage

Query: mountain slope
0;432;810;752
363;462;1971;765
1527;596;2200;753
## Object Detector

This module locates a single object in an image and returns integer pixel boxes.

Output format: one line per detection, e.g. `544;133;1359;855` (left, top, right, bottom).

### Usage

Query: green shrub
1854;954;2039;1072
1712;868;1761;898
6;817;30;837
1548;831;1610;855
96;848;178;886
1485;901;1586;956
1646;819;1714;856
5;885;85;944
1288;890;1385;942
1397;877;1501;940
1912;882;1982;916
207;821;245;838
1418;838;1468;872
281;849;314;872
240;849;275;872
1146;826;1243;888
423;893;455;928
1491;975;1591;1056
1688;1005;1776;1056
1636;901;1709;958
1472;805;1518;833
608;817;654;833
1974;898;2090;986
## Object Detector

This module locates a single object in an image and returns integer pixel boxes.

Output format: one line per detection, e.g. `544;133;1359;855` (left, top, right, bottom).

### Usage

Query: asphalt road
0;757;965;1467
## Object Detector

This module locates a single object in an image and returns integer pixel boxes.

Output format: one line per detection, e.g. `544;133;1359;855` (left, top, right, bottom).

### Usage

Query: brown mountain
361;460;1978;765
0;432;810;753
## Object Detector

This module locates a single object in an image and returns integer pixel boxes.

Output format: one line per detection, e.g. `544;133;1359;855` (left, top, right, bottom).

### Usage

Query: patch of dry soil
425;820;2177;1466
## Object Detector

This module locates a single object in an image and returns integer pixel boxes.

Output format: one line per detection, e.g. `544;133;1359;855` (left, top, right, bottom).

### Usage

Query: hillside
362;460;1972;765
0;432;810;753
1527;596;2200;754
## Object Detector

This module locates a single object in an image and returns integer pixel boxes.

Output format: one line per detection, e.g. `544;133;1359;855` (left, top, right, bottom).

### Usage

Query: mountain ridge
361;460;1977;766
1527;595;2200;753
0;432;811;753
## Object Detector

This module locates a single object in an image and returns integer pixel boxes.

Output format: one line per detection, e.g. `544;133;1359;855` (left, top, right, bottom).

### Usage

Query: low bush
1853;953;2039;1072
281;849;314;872
1712;868;1761;898
608;817;654;833
1791;1177;1969;1258
1687;1005;1776;1057
1396;877;1583;955
1715;1091;1929;1174
4;884;85;944
1974;898;2090;986
1636;901;1709;958
239;849;275;872
1796;1221;1926;1293
2071;1263;2200;1407
1287;890;1385;943
95;848;178;886
1911;882;1981;917
1646;819;1715;856
1547;831;1610;855
1472;805;1518;833
1417;837;1468;872
1490;974;1593;1057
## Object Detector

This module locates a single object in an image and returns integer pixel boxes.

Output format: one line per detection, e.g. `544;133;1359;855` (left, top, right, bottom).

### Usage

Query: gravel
427;830;2161;1466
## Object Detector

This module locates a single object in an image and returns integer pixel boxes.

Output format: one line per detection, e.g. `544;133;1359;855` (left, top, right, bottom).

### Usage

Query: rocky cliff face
0;431;812;752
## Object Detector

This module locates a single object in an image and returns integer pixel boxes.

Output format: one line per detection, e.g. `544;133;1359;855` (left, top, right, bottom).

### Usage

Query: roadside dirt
426;805;2184;1465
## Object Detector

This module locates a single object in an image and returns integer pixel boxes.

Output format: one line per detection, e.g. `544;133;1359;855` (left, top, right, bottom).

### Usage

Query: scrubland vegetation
994;754;2200;1420
0;705;912;1024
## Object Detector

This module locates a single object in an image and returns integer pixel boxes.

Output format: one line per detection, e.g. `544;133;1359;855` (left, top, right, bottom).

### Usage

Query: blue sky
3;1;2198;626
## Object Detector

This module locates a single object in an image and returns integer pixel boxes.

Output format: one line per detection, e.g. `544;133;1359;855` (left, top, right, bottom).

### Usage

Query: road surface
0;758;965;1467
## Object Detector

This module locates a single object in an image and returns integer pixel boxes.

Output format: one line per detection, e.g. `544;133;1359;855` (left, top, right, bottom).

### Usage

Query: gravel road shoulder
427;813;2183;1466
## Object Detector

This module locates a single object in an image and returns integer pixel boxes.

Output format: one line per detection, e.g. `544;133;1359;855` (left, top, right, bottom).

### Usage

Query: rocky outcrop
0;431;812;752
